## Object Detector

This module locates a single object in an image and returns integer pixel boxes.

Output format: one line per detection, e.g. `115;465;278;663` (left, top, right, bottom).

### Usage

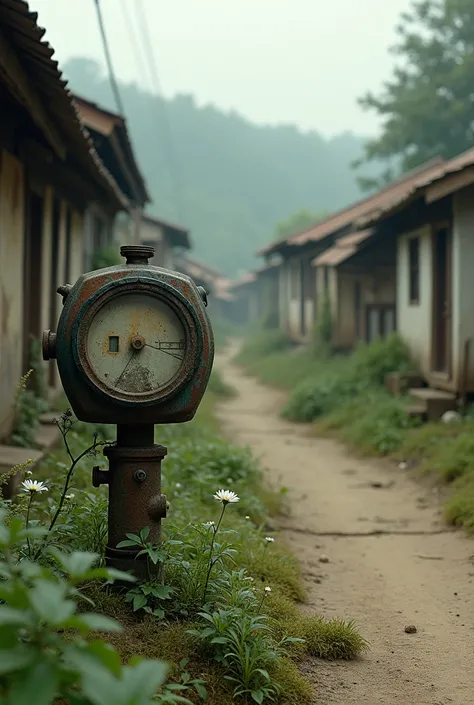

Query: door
432;226;452;375
299;260;306;337
22;190;44;375
49;197;61;385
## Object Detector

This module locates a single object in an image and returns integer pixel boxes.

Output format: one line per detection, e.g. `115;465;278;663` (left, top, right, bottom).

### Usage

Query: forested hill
65;58;376;276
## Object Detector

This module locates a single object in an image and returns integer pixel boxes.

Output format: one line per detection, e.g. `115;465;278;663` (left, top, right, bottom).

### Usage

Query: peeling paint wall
397;226;433;377
70;209;85;284
0;150;25;441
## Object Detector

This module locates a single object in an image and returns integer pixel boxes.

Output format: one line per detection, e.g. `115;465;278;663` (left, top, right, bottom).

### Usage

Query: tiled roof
0;0;128;209
259;158;444;257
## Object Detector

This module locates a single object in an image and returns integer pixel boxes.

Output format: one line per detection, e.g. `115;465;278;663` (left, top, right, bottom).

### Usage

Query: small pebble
405;625;417;634
319;555;330;563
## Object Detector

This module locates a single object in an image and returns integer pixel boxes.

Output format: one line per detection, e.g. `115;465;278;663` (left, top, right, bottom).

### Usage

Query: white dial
86;292;186;395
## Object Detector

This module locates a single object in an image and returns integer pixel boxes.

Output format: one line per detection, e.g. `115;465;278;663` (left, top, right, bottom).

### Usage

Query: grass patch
237;328;474;536
9;375;366;703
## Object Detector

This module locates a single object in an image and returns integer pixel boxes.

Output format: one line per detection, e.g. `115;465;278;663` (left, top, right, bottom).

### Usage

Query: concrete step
39;412;59;425
386;372;425;396
408;388;457;421
0;409;62;500
0;445;43;499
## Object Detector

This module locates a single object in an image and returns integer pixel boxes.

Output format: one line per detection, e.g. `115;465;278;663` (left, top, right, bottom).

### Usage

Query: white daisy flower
205;521;216;526
264;586;272;594
213;489;240;504
21;480;48;494
175;483;182;489
245;515;250;520
265;536;275;543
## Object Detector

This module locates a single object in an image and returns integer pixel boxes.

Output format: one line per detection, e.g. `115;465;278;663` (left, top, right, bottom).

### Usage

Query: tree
356;0;474;185
274;209;330;240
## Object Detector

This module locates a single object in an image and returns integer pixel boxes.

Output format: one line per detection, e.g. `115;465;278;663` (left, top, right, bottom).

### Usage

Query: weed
236;329;293;369
2;380;368;702
207;369;237;398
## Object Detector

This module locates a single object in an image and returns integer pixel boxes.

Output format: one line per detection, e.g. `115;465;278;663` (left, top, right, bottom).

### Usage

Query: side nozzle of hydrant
148;494;168;520
92;466;109;487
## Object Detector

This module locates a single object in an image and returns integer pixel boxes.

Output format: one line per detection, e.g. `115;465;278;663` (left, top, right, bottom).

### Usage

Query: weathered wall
397;226;433;376
452;185;474;391
0;150;25;441
140;219;174;268
70;209;85;284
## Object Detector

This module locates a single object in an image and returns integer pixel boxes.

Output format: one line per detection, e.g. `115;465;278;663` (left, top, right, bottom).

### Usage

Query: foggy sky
30;0;413;137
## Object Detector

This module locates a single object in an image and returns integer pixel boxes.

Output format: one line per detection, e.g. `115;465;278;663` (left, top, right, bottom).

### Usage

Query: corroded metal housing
48;246;214;424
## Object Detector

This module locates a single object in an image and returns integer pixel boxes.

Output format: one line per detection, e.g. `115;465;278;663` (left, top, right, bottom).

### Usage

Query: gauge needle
144;343;184;361
115;350;136;387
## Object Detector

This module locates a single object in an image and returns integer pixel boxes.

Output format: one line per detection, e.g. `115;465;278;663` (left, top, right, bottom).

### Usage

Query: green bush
91;244;122;270
283;334;415;424
207;369;236;399
336;391;422;455
236;329;293;367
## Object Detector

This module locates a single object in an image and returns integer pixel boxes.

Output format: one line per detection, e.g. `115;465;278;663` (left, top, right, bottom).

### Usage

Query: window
366;305;396;343
408;236;420;304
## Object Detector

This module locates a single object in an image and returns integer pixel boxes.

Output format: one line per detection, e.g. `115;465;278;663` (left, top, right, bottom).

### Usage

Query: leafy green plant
9;369;48;449
236;330;293;368
91;243;122;270
0;506;183;705
312;295;332;354
282;334;416;424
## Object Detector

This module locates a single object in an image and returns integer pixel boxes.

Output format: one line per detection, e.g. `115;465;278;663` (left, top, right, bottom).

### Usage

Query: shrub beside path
216;343;474;705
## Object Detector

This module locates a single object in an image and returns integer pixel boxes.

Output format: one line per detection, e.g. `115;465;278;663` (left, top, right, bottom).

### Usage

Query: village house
73;95;150;266
227;273;259;326
140;213;190;270
175;255;234;323
357;147;474;415
257;159;445;345
0;0;139;443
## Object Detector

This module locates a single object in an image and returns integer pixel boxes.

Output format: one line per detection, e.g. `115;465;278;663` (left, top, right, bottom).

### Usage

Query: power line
93;0;125;116
134;0;186;221
119;0;151;88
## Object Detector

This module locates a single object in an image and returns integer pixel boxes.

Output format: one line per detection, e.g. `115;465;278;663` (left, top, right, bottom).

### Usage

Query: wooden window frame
365;304;396;343
408;236;420;305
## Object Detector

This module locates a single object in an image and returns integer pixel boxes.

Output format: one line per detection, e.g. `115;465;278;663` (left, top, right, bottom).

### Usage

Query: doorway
22;190;44;375
432;226;452;375
49;197;61;386
299;260;306;337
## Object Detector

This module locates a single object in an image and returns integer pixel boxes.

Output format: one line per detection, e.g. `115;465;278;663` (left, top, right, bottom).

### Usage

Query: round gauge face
85;292;187;396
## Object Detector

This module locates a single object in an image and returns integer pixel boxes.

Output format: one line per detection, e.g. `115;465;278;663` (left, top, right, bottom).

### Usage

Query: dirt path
215;346;474;705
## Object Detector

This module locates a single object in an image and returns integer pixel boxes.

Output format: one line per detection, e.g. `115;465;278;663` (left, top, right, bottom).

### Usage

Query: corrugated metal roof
312;228;373;267
74;95;150;205
0;0;128;209
358;146;474;227
259;157;444;257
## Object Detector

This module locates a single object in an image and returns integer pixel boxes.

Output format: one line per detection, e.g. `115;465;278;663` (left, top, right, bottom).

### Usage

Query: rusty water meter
43;245;214;576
